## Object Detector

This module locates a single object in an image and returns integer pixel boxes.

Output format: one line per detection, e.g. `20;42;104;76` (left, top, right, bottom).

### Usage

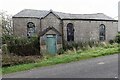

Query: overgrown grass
0;68;1;75
2;43;120;75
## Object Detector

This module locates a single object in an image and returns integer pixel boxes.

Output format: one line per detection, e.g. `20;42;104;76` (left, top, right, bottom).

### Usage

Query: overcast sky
0;0;119;19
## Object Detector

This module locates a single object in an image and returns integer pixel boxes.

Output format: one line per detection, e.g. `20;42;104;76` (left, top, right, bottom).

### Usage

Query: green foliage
2;44;9;54
57;48;65;55
109;40;115;44
63;41;101;51
2;53;41;67
115;33;120;44
2;35;40;56
2;44;119;74
118;44;120;52
2;34;14;44
63;42;78;50
12;37;39;56
2;35;42;67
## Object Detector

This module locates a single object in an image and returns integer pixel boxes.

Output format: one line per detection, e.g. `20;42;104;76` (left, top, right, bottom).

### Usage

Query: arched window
99;24;105;41
67;23;74;41
27;22;35;37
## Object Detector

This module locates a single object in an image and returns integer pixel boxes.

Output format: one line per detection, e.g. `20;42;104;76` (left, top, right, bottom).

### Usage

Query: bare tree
0;10;13;36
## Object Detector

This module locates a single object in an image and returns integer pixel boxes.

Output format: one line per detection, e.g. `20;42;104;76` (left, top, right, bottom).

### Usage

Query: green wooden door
46;35;57;54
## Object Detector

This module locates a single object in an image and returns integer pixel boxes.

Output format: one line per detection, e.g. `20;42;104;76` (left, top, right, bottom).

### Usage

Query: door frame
46;34;57;54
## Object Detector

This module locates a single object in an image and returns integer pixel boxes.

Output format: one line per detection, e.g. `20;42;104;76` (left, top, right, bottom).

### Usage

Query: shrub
118;44;120;52
2;44;9;54
2;35;41;56
8;37;40;56
63;41;79;51
57;48;65;55
109;40;115;44
115;33;120;44
2;53;41;67
63;41;100;51
2;34;14;44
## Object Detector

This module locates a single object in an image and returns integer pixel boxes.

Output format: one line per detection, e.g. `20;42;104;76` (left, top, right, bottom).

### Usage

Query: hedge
2;35;41;56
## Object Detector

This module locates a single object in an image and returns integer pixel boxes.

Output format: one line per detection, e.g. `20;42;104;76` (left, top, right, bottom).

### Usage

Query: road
3;54;118;78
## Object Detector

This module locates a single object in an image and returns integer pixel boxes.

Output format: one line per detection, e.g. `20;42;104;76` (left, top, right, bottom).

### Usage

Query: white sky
0;0;119;19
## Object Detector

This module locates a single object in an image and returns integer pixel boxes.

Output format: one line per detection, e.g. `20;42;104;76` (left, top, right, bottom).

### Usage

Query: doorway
46;34;57;54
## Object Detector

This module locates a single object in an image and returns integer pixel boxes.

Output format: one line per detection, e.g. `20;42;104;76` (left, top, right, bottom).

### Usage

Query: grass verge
2;44;120;75
0;68;1;75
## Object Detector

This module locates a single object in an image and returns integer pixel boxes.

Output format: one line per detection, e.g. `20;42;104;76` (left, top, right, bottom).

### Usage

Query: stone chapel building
12;9;118;54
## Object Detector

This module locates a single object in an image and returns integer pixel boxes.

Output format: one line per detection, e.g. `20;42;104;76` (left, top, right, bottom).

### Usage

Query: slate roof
13;9;115;20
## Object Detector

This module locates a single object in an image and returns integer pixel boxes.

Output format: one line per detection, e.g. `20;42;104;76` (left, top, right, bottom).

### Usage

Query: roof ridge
14;9;106;16
13;9;115;20
23;9;48;12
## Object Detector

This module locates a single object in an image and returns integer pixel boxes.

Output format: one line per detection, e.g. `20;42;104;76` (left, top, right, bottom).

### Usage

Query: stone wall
40;13;62;53
40;12;62;44
13;17;118;42
13;14;118;54
41;13;62;33
63;20;118;42
13;17;40;37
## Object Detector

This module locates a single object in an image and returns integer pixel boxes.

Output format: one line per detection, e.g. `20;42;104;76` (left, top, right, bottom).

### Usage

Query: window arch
67;23;74;41
99;24;106;41
27;22;35;37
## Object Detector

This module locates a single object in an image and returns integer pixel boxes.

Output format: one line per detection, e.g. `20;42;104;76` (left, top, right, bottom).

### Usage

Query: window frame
27;22;35;37
67;23;74;42
99;24;106;41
